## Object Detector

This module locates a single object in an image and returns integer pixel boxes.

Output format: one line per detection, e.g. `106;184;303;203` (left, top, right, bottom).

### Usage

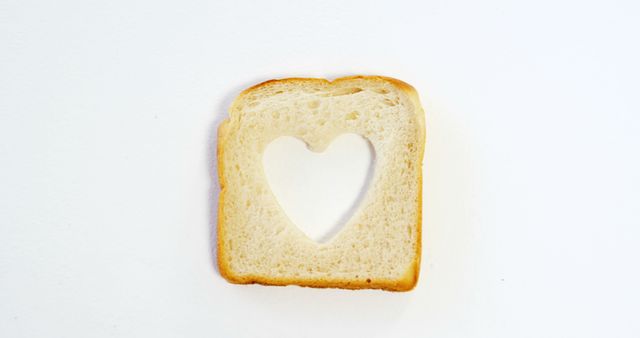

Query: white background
1;0;639;337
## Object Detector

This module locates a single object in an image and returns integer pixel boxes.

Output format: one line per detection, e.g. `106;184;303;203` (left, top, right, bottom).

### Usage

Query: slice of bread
217;76;426;291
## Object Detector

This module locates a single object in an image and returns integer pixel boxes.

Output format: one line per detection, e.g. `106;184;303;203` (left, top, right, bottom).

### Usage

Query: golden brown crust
216;119;232;281
215;272;416;291
217;75;425;292
232;76;420;112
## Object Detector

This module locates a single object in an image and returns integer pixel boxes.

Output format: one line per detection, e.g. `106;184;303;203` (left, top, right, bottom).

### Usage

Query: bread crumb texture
217;76;425;291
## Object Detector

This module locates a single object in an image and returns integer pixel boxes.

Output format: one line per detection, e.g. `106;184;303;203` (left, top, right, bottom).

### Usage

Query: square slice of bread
217;76;426;291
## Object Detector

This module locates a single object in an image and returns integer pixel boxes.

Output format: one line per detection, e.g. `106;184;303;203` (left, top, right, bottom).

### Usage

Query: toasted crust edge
216;75;425;292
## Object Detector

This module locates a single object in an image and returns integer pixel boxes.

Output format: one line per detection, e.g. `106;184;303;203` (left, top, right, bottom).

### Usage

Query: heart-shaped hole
262;134;374;243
